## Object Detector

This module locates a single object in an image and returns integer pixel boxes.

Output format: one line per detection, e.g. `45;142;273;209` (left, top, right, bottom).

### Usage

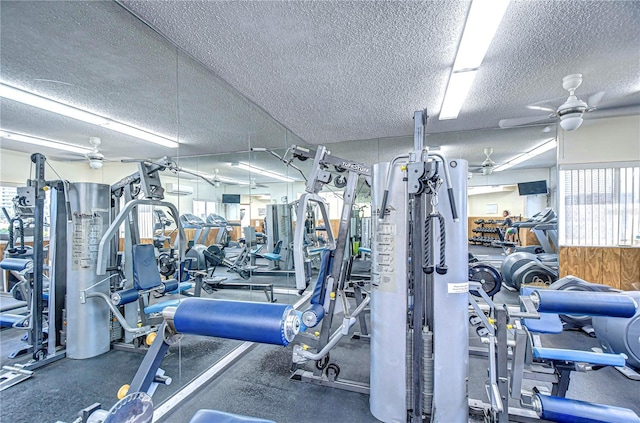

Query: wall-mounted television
222;194;241;204
517;180;548;196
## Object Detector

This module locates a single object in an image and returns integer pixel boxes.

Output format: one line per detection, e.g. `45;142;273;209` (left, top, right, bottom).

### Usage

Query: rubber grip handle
533;290;637;318
447;188;458;222
379;190;389;220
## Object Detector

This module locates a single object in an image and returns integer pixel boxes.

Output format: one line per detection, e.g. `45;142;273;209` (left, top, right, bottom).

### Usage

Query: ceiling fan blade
525;95;566;113
587;91;606;108
499;114;554;128
527;105;556;112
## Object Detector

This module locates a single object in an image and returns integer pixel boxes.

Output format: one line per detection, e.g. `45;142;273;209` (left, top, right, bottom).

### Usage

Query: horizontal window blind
559;166;639;246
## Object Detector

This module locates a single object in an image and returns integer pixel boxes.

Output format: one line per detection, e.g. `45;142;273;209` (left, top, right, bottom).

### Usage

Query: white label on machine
372;223;396;291
447;282;469;294
71;211;104;271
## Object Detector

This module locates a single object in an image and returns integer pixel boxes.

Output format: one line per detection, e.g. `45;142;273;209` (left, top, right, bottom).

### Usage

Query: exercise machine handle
379;190;389;221
447;187;458;222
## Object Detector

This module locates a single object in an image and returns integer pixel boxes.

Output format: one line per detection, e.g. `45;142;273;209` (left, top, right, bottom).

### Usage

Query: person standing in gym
501;210;517;253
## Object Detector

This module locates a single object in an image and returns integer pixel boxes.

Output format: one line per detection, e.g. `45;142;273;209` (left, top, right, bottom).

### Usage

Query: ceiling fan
499;73;604;131
212;168;222;187
250;178;268;189
470;148;496;176
85;137;105;169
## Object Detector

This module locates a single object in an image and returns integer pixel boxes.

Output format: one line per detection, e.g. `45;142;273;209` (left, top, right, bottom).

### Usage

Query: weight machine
93;158;187;347
284;144;373;392
469;284;640;423
0;154;69;387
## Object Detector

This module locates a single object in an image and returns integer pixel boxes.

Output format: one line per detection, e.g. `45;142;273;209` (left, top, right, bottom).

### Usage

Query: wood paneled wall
559;246;640;291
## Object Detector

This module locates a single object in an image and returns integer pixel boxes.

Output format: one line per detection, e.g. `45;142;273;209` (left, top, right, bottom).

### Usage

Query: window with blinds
116;200;157;240
192;200;217;220
559;166;640;246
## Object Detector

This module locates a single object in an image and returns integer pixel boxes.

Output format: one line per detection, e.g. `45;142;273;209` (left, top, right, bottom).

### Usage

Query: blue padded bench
0;257;32;272
533;347;626;367
260;240;283;268
190;410;275;423
522;312;564;334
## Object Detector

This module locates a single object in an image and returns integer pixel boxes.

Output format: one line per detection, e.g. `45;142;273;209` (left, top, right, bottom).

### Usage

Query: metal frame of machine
0;155;68;369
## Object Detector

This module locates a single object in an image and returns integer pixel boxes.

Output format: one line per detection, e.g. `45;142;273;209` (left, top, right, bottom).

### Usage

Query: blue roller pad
302;303;325;328
534;290;637;318
190;409;275;423
144;299;181;315
523;312;563;334
533;347;626;367
358;247;372;254
537;394;640;423
311;249;332;305
113;288;139;306
174;298;294;346
0;258;32;271
309;247;327;254
162;279;179;293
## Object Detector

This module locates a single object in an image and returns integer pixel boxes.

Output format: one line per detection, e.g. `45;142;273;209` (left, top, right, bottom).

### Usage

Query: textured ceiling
1;0;639;175
122;0;640;143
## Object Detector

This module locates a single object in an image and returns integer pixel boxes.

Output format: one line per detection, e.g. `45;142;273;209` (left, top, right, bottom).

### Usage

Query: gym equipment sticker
372;222;395;291
71;211;104;270
447;282;469;294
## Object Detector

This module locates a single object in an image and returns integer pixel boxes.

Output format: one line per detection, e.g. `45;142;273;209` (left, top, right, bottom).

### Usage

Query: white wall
468;167;552;187
558;115;640;166
468;189;525;217
0;149;137;185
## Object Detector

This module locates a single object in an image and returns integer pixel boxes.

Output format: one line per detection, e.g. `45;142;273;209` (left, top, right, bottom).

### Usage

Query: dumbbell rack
469;219;505;247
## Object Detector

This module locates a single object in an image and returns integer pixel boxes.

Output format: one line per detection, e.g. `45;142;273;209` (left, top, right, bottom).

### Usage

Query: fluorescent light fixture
0;129;93;155
439;71;478;120
232;162;296;182
493;139;557;172
0;83;178;148
468;185;516;195
439;0;509;120
453;0;511;71
180;168;250;186
218;176;251;186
